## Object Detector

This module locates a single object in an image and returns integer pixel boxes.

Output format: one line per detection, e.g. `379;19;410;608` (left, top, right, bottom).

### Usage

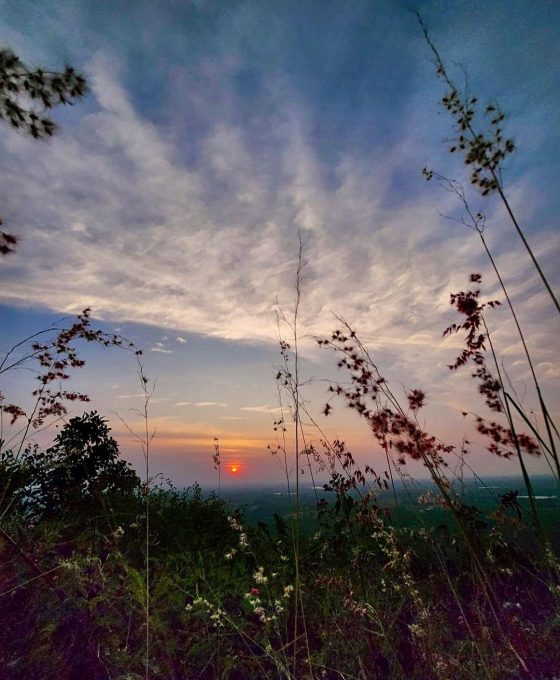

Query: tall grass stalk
114;357;154;679
481;317;546;540
427;172;560;483
416;12;560;316
318;319;537;671
275;231;314;677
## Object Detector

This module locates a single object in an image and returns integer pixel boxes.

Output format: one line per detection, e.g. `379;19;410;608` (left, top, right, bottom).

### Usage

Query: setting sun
229;464;240;475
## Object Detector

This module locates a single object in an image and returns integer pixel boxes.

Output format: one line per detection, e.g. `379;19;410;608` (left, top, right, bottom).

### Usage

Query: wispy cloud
0;8;557;423
241;405;283;414
176;336;188;344
176;401;227;408
150;341;173;354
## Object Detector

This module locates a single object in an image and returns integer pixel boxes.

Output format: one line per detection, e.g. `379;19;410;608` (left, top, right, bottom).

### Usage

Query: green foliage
1;467;559;679
2;412;140;521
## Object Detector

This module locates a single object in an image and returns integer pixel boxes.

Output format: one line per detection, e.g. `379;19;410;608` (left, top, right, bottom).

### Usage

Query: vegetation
1;20;558;680
0;47;87;256
1;411;559;679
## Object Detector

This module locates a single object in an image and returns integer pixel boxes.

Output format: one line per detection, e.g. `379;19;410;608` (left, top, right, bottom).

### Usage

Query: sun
229;464;240;475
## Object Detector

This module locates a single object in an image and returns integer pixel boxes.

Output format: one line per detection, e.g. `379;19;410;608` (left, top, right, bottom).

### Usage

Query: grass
1;474;559;679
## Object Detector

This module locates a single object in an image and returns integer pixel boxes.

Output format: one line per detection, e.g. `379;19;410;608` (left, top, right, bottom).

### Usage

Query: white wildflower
228;516;242;531
254;567;268;585
283;585;294;599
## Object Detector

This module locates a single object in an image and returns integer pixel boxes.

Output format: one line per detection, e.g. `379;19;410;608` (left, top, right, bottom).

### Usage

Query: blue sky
1;0;558;486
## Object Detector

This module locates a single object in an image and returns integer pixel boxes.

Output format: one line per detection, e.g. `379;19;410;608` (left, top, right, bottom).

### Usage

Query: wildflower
251;605;275;624
225;548;237;560
503;601;521;611
283;585;294;598
209;610;225;627
59;559;80;573
245;590;261;606
254;567;268;585
227;516;242;531
239;533;249;549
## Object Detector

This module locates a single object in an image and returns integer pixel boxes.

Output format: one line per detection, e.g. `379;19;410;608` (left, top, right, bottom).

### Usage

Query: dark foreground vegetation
1;415;559;679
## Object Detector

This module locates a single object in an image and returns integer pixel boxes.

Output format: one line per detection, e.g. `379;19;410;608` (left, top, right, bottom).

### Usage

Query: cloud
175;401;227;408
241;405;283;414
176;336;188;344
150;341;173;353
0;33;557;421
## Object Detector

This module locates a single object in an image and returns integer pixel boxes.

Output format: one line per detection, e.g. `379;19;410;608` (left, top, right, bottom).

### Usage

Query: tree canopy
1;412;140;520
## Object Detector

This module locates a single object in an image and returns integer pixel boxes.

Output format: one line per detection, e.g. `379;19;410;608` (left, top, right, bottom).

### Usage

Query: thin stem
416;11;560;317
432;171;559;482
493;179;560;316
482;318;545;540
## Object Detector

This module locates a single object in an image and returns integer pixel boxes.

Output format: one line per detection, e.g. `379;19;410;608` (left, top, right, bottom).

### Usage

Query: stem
136;362;152;680
0;526;64;601
493;178;560;316
416;11;560;316
505;393;559;481
384;445;399;506
478;232;560;479
483;320;545;540
289;231;313;678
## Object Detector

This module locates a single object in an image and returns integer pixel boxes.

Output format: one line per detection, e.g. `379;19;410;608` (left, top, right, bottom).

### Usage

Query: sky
0;0;559;488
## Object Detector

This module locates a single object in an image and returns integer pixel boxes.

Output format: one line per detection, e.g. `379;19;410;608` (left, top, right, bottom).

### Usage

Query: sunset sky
1;0;558;487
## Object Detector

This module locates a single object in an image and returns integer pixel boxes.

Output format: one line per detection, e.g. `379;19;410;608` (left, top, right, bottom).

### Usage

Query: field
220;476;560;535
